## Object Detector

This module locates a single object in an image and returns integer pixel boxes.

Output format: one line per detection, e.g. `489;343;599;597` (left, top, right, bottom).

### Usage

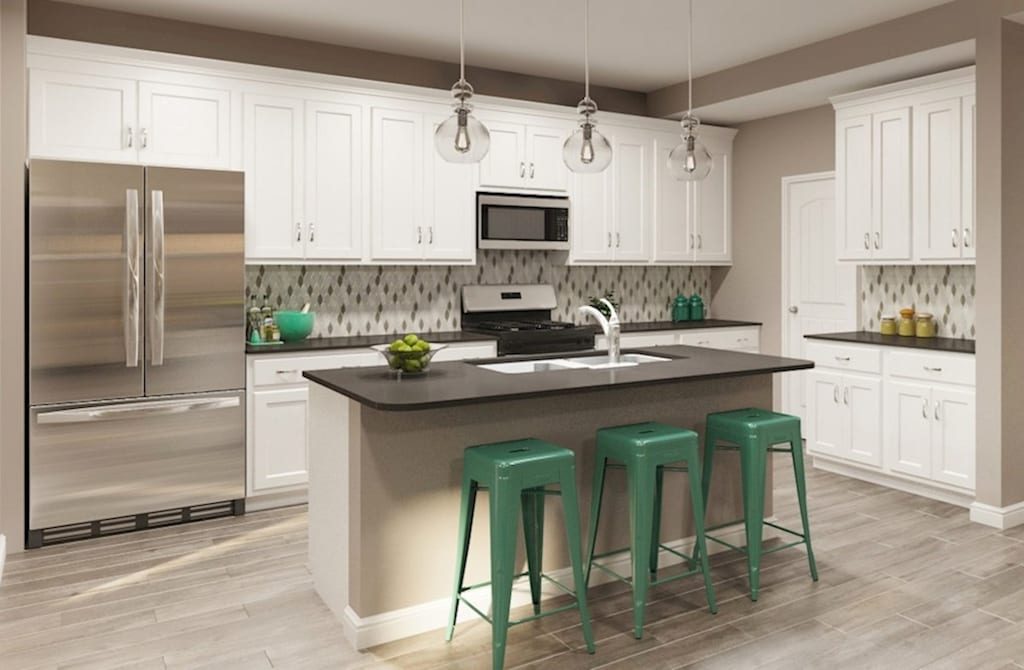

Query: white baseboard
810;455;975;508
0;534;6;586
342;521;753;650
969;501;1024;529
245;488;308;513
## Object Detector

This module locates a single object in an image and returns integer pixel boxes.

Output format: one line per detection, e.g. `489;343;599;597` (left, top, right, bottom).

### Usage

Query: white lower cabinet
595;326;761;353
805;339;976;502
246;340;497;503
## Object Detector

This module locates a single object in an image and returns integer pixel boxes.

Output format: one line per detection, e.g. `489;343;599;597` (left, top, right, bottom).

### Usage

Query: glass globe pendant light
667;0;713;181
434;0;490;163
562;0;612;173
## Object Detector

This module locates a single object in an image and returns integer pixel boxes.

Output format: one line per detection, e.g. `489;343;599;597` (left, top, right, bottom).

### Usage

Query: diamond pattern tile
860;265;976;339
245;251;712;338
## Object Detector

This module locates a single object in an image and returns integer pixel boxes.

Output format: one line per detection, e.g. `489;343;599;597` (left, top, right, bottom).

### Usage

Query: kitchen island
303;345;813;649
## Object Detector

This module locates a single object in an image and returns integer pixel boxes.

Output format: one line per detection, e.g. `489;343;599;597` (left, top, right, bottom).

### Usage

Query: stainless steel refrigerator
27;159;245;547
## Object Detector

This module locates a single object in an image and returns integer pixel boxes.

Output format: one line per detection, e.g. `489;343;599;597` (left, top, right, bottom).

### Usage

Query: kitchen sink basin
475;353;673;374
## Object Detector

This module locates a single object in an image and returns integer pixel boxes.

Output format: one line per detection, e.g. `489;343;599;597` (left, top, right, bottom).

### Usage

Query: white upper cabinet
30;70;139;163
477;114;570;192
423;113;477;262
832;67;975;265
569;170;612;262
693;135;732;263
137;81;231;169
304;101;364;260
609;127;652;261
29;69;232;169
652;134;692;263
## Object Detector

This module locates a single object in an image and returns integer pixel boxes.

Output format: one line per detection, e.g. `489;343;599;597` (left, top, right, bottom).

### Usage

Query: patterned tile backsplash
246;251;712;337
860;265;976;339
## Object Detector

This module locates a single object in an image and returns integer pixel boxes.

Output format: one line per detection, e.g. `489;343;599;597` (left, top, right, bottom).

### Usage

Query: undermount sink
476;353;673;375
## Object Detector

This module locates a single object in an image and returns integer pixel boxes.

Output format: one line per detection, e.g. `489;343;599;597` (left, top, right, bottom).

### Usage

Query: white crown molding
969;501;1024;530
829;64;975;110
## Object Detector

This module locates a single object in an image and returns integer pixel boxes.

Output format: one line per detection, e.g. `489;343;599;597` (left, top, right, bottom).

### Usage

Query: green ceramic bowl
274;311;314;341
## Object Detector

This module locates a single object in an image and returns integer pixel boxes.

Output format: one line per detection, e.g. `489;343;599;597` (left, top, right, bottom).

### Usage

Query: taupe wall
27;0;648;115
0;0;27;553
709;106;835;363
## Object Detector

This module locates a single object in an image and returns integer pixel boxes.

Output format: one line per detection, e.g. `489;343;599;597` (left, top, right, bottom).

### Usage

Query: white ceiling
59;0;954;92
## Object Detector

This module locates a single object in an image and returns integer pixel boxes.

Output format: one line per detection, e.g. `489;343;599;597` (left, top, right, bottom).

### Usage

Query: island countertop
303;345;813;411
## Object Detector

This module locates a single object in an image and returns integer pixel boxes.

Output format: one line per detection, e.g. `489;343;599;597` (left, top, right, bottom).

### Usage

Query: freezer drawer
29;391;244;529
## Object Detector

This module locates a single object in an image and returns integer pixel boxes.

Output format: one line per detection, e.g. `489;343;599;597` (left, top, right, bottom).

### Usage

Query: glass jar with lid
880;316;897;336
898;308;916;336
915;313;936;338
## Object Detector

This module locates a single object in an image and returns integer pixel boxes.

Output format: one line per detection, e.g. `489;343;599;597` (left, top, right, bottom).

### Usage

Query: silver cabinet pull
417;226;423;244
296;222;302;242
309;222;315;243
607;232;612;248
150;190;166;367
843;387;849;405
934;401;940;421
863;233;870;250
697;234;703;249
789;306;799;314
736;337;749;343
697;340;711;346
520;162;526;178
276;369;299;375
126;126;135;148
125;189;141;368
616;232;621;248
922;398;929;419
529;162;535;178
833;386;839;404
834;355;851;362
923;366;943;373
689;233;695;250
873;232;880;249
428;226;434;244
140;127;148;149
952;228;959;248
963;228;972;248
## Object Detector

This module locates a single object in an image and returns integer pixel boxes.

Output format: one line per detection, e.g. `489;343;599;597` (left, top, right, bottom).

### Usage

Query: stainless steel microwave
477;193;570;250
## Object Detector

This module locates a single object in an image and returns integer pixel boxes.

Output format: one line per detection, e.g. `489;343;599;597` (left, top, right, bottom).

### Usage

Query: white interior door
782;173;856;421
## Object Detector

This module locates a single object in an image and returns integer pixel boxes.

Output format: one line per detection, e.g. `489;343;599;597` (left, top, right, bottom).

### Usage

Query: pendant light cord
687;0;693;117
584;0;590;101
459;0;466;83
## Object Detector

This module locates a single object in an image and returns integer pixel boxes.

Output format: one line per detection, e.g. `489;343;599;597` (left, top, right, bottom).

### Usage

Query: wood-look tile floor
5;459;1024;670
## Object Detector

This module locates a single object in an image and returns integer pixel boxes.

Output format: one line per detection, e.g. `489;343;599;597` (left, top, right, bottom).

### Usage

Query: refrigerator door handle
37;396;240;424
125;189;141;368
151;189;166;366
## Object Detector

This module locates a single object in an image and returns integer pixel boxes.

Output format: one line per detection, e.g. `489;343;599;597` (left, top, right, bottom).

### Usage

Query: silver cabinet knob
789;306;799;314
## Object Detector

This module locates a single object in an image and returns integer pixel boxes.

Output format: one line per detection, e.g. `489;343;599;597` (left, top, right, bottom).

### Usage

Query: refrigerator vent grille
28;500;243;548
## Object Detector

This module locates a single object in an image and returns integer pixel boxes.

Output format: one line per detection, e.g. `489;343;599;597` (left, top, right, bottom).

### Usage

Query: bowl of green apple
372;334;446;376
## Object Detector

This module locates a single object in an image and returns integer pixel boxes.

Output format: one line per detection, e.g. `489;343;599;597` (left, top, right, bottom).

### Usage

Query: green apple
403;333;419;346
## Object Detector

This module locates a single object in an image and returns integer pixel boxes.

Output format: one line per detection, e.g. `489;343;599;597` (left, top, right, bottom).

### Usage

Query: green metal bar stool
585;422;717;640
700;408;818;601
446;438;595;670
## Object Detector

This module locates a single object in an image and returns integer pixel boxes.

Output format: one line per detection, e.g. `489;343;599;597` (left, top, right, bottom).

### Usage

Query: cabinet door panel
305;101;363;260
526;125;569;192
252;387;309;490
424;115;476;262
885;381;932;477
961;95;976;260
913;99;962;261
932;387;975;490
846;373;883;466
611;130;650;262
835;114;872;260
138;81;230;169
243;94;304;260
652;134;693;262
478;121;525;189
30;70;137;163
806;371;846;459
872;108;912;260
694;145;730;263
570;171;613;261
370;107;423;260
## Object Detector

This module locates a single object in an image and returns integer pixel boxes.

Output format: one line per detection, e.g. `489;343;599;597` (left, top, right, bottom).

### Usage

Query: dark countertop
618;319;761;333
303;345;813;411
805;331;975;354
246;330;498;355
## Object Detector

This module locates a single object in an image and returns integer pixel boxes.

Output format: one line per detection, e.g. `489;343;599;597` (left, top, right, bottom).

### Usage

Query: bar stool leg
584;454;608;587
789;437;819;582
626;459;656;639
489;480;522;670
559;468;596;654
740;441;768;601
687;459;717;614
649;465;665;579
521;488;546;615
446;477;477;641
692;431;717;568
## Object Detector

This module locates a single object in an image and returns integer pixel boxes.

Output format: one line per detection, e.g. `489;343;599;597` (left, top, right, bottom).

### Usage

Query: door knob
789;306;799;314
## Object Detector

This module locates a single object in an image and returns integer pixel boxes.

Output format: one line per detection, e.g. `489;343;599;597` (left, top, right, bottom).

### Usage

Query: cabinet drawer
885;350;975;386
679;327;760;351
804;341;882;374
431;341;497;362
610;332;679;349
251;350;379;386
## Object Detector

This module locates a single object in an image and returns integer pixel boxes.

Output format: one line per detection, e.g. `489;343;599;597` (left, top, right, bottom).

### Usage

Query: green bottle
689;294;705;321
672;295;690;322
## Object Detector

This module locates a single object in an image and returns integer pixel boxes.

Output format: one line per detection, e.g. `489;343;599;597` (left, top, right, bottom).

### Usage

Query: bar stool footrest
590;544;704;588
455;572;584;628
